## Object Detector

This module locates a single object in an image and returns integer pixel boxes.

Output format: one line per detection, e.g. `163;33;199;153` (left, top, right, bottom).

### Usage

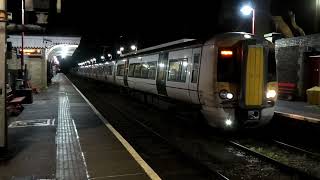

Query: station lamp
130;45;137;51
240;4;255;35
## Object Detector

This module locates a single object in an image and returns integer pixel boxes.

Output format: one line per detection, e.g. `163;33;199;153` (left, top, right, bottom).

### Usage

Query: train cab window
117;64;125;76
134;63;142;78
128;64;135;77
168;58;188;82
191;54;200;83
217;49;240;82
268;49;277;82
147;62;157;79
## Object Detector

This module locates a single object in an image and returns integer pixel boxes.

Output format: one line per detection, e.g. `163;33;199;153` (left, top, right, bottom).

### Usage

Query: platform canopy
8;35;81;62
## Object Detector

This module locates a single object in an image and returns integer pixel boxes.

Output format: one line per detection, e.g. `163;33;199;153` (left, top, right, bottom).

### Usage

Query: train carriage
75;32;277;129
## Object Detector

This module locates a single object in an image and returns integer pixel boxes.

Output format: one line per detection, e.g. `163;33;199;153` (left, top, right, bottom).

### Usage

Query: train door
156;52;168;96
189;48;201;104
123;59;129;87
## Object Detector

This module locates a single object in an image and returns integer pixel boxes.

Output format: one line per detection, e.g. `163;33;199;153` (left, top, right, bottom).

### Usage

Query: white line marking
275;111;320;124
66;75;161;180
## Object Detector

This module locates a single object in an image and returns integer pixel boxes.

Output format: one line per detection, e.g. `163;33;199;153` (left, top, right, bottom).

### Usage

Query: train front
201;32;277;129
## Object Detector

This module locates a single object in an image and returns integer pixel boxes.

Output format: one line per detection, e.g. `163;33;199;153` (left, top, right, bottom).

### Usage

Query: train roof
120;38;203;58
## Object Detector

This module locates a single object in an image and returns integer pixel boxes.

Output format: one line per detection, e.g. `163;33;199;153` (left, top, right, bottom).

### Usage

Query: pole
252;9;255;35
21;0;24;79
0;0;7;150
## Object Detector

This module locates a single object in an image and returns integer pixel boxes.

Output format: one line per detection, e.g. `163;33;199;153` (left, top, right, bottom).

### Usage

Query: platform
0;73;158;180
275;100;320;124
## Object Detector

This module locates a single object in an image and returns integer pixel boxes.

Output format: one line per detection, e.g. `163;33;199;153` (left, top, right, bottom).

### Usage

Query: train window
191;54;200;83
141;63;149;78
128;64;135;77
134;63;142;78
117;64;125;76
168;58;188;82
268;49;277;82
107;66;113;75
148;62;157;79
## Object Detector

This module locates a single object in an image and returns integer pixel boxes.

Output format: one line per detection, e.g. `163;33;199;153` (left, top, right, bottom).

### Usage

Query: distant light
138;56;142;59
117;50;121;55
183;61;188;67
225;119;232;126
120;47;124;52
131;45;137;51
61;46;69;59
244;34;252;39
107;54;112;57
241;5;254;16
101;56;105;60
159;63;165;68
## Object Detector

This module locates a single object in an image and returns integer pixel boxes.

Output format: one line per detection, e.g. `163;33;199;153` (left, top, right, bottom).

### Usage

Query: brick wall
275;34;320;99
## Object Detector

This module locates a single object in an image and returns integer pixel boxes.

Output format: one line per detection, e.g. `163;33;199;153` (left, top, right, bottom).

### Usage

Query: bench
6;94;26;116
278;82;296;100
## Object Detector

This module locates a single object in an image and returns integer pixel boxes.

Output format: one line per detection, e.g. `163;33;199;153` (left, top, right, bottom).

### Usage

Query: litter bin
306;86;320;105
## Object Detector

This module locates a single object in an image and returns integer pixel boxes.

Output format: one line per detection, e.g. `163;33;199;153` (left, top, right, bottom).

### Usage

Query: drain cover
9;119;55;128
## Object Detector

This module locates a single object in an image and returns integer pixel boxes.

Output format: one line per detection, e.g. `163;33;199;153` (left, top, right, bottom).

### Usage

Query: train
75;32;278;129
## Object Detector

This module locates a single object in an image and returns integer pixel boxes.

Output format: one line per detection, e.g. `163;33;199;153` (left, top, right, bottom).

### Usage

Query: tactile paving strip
56;86;89;180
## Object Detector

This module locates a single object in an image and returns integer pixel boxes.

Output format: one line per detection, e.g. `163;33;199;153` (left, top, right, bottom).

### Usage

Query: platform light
120;47;124;52
131;45;137;51
183;61;188;67
101;55;105;60
241;5;253;16
159;63;165;68
225;119;232;126
117;50;121;55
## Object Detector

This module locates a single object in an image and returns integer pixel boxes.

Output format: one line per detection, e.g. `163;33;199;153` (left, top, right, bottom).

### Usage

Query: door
189;48;201;104
310;57;320;86
156;52;168;96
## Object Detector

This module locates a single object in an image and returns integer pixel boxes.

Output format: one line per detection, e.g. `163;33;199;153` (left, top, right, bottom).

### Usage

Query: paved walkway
0;73;158;180
275;100;320;124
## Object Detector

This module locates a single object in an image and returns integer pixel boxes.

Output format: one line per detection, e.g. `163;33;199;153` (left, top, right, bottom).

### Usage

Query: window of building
168;58;188;82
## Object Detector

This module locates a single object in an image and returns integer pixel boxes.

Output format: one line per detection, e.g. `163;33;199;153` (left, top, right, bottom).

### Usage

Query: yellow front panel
245;46;264;106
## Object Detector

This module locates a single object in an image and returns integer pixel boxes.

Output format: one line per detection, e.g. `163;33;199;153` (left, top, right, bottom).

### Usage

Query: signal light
220;50;233;57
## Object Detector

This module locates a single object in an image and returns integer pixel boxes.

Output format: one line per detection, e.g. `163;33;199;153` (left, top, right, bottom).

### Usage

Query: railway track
229;139;320;179
70;76;229;180
70;75;313;179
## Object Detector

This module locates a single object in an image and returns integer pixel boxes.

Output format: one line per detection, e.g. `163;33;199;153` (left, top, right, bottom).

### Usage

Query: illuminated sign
220;50;233;57
18;48;42;57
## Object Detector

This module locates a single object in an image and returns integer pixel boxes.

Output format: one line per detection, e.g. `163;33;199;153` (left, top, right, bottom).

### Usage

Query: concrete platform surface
275;100;320;124
0;73;157;180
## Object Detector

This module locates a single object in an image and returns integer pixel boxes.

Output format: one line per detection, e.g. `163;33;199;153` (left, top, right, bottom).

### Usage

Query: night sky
7;0;319;64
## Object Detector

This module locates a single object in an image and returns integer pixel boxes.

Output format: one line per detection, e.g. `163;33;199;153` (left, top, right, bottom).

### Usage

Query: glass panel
191;54;200;83
148;62;157;79
168;59;188;82
128;64;135;77
117;64;125;76
134;63;142;78
141;63;149;78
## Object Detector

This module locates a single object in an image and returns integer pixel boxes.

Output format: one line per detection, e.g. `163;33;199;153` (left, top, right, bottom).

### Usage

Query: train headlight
226;93;234;100
219;90;234;100
266;90;277;99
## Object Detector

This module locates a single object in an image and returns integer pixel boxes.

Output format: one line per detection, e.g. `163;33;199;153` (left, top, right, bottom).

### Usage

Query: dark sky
7;0;320;62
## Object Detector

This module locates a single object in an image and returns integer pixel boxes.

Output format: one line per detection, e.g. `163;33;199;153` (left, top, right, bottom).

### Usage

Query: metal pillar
0;0;7;149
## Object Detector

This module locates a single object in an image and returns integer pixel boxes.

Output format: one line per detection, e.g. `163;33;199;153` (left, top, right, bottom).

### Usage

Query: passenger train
75;32;278;129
